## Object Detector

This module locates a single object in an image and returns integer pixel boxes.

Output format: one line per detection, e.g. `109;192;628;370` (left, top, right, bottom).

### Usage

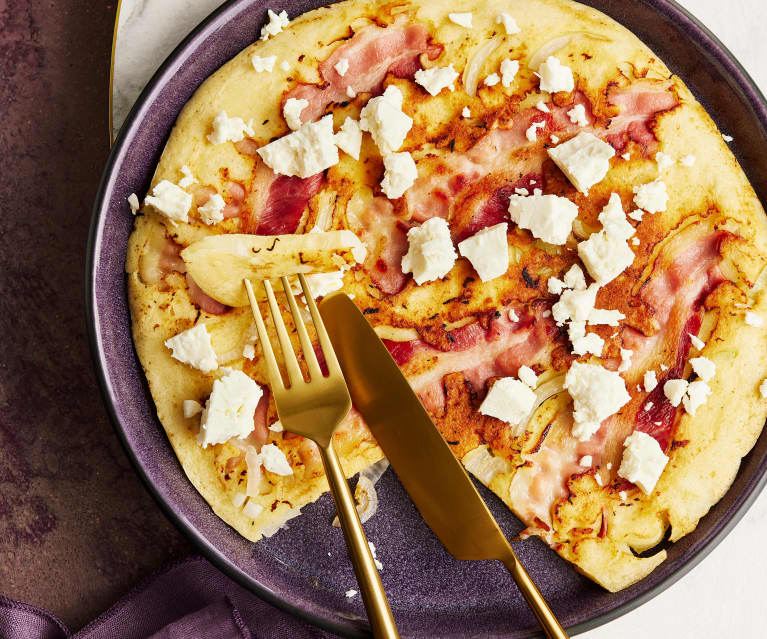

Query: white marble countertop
112;1;767;636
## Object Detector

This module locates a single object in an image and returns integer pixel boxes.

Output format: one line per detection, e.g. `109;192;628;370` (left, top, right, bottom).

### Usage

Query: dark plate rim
86;0;767;636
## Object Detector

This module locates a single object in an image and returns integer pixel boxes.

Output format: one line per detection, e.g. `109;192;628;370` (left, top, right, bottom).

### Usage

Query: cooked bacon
246;390;271;448
140;234;187;286
186;273;228;315
382;338;420;366
605;80;678;153
223;182;246;219
242;162;324;234
283;20;441;125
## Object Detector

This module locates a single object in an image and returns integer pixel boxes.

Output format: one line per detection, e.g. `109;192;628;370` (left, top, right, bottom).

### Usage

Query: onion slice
528;32;611;73
462;37;502;97
332;458;390;526
516;375;566;436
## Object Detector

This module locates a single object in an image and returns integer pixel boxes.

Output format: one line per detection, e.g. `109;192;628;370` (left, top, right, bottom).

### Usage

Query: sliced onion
572;218;600;240
528;32;611;72
749;265;767;298
515;375;566;436
231;492;247;508
463;37;502;97
462;446;511;484
332;458;389;527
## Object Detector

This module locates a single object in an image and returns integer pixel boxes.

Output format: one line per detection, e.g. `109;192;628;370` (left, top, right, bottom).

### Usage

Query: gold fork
244;276;399;639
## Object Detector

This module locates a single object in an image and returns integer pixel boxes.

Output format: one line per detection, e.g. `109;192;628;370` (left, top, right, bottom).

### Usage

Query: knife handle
501;550;569;639
319;441;400;639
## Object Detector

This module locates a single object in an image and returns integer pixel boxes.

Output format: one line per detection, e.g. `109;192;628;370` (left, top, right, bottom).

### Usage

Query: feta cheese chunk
722;133;733;142
178;165;197;189
565;362;631;441
618;431;668;494
197;193;226;225
165;324;218;372
690;356;716;382
479;377;536;426
259;443;293;475
304;271;345;298
346;86;357;98
268;420;283;432
401;217;457;285
535;56;574;94
500;59;520;88
359;86;413;155
345;589;358;598
199;370;262;447
597;193;635;241
663;379;688;407
448;12;473;28
760;378;767;398
251;54;277;72
588;308;624;326
283;97;309;130
536;100;550;113
127;193;139;215
484;73;500;87
183;399;203;418
579;455;593;467
380;152;418;199
508;192;578;245
679;154;696;167
526;120;546;142
242;343;256;360
578;230;634;285
518;365;538;389
547;132;615;194
334;57;349;77
682;380;711;416
746;311;764;327
496;12;520;34
257;115;339;178
632;179;668;213
655;151;674;170
260;9;289;40
689;333;705;350
568;321;604;356
414;64;459;96
145;180;193;223
563;264;587;290
457;223;509;282
207;110;255;145
462;106;471;118
643;370;658;392
567;104;588;127
553;283;598;324
618;348;633;373
334;117;363;160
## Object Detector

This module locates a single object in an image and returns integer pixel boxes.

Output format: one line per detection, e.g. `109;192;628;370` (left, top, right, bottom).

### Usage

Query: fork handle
501;549;569;639
319;442;400;639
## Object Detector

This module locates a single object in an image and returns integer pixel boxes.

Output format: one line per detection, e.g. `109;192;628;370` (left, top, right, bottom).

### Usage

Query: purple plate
87;1;767;636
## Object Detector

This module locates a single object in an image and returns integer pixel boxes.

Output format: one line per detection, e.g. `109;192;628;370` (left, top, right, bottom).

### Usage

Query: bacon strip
605;80;678;153
186;274;228;315
283;20;441;126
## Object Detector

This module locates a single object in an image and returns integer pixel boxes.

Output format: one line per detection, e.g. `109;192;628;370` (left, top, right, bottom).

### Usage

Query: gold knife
319;293;568;639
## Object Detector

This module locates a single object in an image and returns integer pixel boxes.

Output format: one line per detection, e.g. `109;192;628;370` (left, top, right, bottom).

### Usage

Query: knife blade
319;292;568;639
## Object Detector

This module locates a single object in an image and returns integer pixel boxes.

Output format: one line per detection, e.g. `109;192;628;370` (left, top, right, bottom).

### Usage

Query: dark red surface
0;1;190;629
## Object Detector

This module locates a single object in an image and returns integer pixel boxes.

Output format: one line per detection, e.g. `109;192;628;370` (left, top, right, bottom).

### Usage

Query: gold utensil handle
319;442;400;639
502;551;569;639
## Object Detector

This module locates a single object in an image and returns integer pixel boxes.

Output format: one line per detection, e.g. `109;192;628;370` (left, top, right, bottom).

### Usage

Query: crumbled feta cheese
242;343;256;360
682;380;711;416
577;216;635;285
660;364;668;371
618;431;668;494
618;348;633;373
632;179;668;213
689;333;705;350
462;106;471;118
346;85;357;98
535;100;550;113
414;64;459;96
199;370;262;447
588;308;625;326
127;193;139;215
359;86;413;155
679;154;696;167
500;59;520;88
345;589;358;598
619;490;628;501
484;73;501;87
621;152;630;161
334;57;350;77
198;193;226;225
496;12;520;34
631;237;640;246
526;120;546;142
663;379;688;407
269;420;283;432
401;217;457;285
178;165;198;189
548;132;615;194
518;365;538;389
655;151;674;171
257;115;339;178
598;192;635;240
381;152;418;199
569;325;604;356
644;401;653;411
448;12;473;28
457;223;509;282
258;443;292;475
722;133;733;142
260;9;289;40
643;370;658;392
508;192;578;245
563;264;587;290
690;356;715;382
746;311;764;327
567;104;588;127
368;542;383;570
514;188;529;196
251;54;277;72
479;377;536;426
334;117;363;160
760;378;767;398
579;455;593;467
595;473;604;487
303;271;345;298
145;180;192;223
565;362;631;441
165;324;218;372
553;283;599;324
508;309;519;322
535;56;574;94
628;209;644;222
283;97;309;130
280;60;291;71
207;110;255;145
550;134;560;144
547;277;566;295
183;399;202;418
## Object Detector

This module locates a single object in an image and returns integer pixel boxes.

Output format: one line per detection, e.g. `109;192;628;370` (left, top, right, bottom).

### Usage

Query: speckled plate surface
87;1;767;636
